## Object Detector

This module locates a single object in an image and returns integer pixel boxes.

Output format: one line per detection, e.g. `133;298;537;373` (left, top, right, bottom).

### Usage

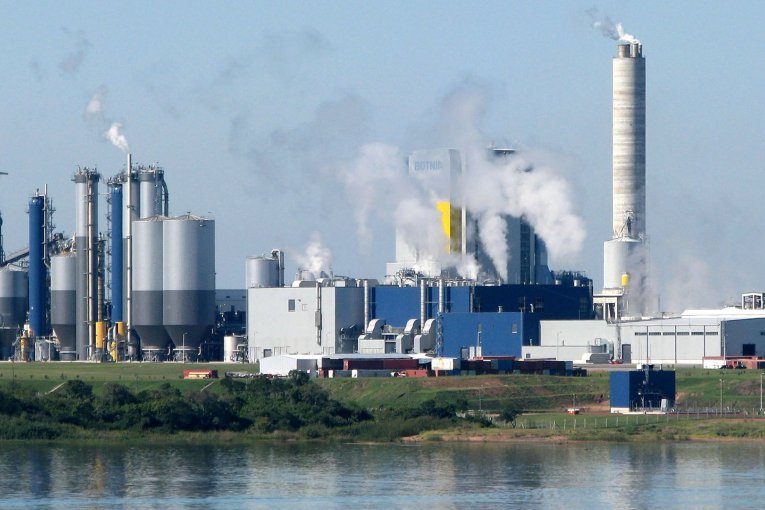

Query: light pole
182;332;187;363
760;373;763;413
719;378;723;415
556;332;562;360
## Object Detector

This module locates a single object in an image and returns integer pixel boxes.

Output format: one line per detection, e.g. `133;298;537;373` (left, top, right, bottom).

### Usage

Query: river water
0;441;762;509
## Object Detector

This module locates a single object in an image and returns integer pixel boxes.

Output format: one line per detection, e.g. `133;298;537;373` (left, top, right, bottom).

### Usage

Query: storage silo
51;254;77;360
163;215;215;360
28;194;49;336
246;253;282;288
138;166;168;218
73;169;100;360
0;267;28;358
132;216;171;360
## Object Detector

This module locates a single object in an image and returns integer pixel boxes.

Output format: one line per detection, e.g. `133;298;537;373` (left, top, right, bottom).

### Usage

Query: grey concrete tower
612;42;645;238
73;169;100;360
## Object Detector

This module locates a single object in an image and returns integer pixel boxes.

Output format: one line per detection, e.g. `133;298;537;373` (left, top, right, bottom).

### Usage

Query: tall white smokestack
612;42;645;238
602;41;649;318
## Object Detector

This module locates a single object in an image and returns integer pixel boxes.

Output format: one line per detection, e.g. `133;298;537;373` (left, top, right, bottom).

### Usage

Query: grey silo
0;266;28;359
122;169;140;321
0;266;28;328
73;169;100;360
246;255;280;288
132;216;172;355
612;42;646;238
138;169;163;218
51;253;77;360
162;215;215;354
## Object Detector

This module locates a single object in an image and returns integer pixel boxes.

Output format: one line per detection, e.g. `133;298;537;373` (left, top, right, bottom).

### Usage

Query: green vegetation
0;363;761;443
0;370;485;442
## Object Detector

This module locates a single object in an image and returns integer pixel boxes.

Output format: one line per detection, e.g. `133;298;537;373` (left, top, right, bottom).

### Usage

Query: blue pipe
28;195;49;336
111;184;123;322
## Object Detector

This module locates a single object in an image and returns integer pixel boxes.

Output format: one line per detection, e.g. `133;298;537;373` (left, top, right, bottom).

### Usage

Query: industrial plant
1;40;764;380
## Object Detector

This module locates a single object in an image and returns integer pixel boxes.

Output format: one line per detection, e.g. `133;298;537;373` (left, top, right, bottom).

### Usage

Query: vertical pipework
73;168;100;360
125;154;134;357
438;277;445;315
612;42;646;239
363;279;369;331
420;279;428;328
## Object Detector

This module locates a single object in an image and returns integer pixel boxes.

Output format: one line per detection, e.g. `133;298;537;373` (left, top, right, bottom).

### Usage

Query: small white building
524;308;765;366
247;279;365;360
258;354;321;377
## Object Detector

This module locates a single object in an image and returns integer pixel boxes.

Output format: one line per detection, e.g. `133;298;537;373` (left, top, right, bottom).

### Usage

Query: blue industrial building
610;368;676;412
369;281;593;357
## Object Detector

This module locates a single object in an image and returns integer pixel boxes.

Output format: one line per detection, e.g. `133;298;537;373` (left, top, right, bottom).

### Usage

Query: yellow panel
436;201;451;238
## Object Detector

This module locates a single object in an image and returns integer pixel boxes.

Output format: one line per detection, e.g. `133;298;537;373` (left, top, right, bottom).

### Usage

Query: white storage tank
0;266;28;360
50;253;77;360
133;217;172;358
163;215;215;359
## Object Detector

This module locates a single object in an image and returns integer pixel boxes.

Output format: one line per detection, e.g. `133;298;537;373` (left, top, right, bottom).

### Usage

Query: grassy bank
0;363;762;443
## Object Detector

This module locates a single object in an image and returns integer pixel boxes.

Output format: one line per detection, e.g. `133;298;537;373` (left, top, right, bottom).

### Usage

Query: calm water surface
0;441;763;509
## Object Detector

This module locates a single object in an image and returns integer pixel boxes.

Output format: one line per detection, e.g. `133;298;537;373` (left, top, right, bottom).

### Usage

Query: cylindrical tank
223;334;243;362
95;321;106;350
0;267;28;359
603;238;643;289
163;215;215;357
51;253;77;360
138;168;163;218
110;182;123;322
612;41;646;238
122;169;139;326
73;169;100;360
245;255;280;288
132;217;171;357
28;195;49;336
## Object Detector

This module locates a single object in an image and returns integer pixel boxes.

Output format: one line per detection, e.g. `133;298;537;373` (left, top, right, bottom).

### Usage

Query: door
622;344;632;363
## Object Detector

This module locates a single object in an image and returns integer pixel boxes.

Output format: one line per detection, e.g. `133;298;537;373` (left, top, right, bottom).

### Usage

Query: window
512;323;518;333
677;332;690;336
649;332;661;336
706;331;719;336
634;331;647;336
662;332;675;336
691;332;704;336
288;299;296;312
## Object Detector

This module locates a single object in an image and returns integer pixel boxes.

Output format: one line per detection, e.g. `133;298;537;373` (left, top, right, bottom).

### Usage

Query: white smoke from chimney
477;212;509;282
460;149;585;275
295;231;333;278
588;9;639;44
85;88;105;115
103;122;130;152
337;142;406;252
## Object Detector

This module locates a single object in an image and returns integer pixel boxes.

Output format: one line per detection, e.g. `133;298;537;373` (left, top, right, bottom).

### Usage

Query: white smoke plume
84;86;130;152
295;232;333;278
103;122;130;152
587;8;639;44
337;142;407;252
476;213;510;282
86;88;105;115
461;148;586;275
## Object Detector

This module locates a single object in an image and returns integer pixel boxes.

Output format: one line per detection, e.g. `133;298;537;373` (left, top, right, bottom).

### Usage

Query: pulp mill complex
2;41;765;378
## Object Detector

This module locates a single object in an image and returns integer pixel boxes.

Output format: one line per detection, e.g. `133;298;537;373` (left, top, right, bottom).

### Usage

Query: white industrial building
525;307;765;366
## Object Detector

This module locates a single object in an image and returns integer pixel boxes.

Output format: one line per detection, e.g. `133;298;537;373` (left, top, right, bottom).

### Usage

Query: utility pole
719;378;723;415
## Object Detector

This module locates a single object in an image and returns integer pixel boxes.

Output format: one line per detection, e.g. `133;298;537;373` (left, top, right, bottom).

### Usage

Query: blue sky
1;1;764;311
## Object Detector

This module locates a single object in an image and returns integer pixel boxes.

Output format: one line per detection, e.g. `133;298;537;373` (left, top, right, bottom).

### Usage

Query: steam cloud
84;86;130;152
104;122;130;152
326;82;587;281
587;8;639;44
294;232;333;278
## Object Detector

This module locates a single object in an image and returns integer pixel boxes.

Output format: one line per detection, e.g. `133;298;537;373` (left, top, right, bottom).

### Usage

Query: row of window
633;331;718;336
